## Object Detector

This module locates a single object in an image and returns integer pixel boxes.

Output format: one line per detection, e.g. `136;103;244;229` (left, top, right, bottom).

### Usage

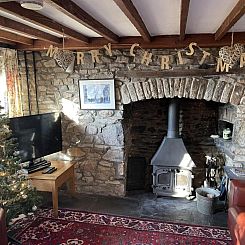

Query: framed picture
79;79;115;109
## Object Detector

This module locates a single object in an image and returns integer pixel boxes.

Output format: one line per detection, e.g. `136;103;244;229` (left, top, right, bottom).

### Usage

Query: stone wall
17;47;245;197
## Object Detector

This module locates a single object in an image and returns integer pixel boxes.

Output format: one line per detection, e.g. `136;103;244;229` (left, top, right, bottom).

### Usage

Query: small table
28;161;75;217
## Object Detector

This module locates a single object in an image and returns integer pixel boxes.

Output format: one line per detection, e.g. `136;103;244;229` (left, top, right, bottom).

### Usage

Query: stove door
174;169;192;196
153;168;174;194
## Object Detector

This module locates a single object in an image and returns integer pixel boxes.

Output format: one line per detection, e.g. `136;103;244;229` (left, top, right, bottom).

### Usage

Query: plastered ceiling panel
186;0;239;34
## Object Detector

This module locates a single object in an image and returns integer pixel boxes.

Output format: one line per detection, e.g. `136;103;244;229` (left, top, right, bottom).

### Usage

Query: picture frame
79;79;115;110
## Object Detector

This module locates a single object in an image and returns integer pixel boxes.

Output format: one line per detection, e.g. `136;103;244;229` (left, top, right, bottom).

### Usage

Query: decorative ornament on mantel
219;32;244;68
54;30;75;73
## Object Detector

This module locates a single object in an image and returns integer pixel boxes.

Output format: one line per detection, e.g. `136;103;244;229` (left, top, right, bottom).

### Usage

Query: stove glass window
176;174;188;187
158;172;171;185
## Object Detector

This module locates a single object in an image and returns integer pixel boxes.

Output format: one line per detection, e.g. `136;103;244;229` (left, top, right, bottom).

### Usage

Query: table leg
52;184;59;218
67;167;76;197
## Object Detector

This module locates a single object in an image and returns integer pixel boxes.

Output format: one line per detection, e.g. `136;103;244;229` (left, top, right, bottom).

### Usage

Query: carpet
9;208;232;245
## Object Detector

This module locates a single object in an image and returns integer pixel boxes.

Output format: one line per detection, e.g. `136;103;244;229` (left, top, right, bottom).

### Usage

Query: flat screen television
9;112;62;163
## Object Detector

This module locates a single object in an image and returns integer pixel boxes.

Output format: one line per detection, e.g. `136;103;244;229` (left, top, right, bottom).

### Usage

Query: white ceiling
186;0;239;34
0;0;244;41
70;0;139;36
132;0;181;35
38;2;101;37
234;15;245;32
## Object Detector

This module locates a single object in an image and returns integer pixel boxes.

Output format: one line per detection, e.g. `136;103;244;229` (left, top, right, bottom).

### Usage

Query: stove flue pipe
167;98;179;138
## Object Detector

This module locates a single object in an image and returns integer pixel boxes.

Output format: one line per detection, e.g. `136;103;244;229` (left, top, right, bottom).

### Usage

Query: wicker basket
196;187;220;215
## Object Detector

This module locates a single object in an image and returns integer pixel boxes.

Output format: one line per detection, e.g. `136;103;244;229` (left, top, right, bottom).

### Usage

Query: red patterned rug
9;208;232;245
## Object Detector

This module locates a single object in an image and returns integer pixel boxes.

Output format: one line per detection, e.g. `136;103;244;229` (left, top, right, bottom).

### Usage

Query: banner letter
161;55;170;70
199;50;211;65
77;52;84;65
46;45;58;57
141;51;152;65
104;43;112;56
240;53;245;68
186;42;197;56
216;58;229;72
177;51;184;65
130;43;140;57
90;50;101;63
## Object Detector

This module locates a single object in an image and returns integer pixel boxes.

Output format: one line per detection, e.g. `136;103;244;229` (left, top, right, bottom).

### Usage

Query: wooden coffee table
28;161;75;217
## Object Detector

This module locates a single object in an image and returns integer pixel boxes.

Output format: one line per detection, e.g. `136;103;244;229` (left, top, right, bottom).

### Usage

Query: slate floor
42;190;228;228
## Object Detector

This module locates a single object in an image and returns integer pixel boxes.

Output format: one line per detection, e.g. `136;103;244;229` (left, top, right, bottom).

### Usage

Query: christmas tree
0;104;41;223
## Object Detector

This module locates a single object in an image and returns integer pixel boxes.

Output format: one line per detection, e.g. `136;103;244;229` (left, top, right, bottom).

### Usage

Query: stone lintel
174;78;181;97
212;80;226;102
121;84;131;104
127;82;138;102
156;78;165;98
190;78;200;99
197;79;207;100
178;78;186;98
163;78;170;97
169;78;175;98
230;83;245;105
142;81;152;99
183;77;192;98
149;79;158;99
220;83;234;104
204;79;215;101
134;82;145;101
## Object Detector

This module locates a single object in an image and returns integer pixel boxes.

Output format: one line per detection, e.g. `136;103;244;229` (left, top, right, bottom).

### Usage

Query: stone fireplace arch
120;75;245;194
120;77;245;106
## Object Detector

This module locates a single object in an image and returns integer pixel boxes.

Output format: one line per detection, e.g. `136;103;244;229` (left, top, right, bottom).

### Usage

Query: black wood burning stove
151;99;196;197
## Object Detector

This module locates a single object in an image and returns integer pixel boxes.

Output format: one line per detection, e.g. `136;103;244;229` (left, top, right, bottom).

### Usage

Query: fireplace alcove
123;98;224;194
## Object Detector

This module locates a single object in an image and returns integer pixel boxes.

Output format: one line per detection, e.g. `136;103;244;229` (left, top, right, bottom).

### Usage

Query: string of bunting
46;36;245;74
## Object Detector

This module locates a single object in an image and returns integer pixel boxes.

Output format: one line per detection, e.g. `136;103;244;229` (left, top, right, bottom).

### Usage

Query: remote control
42;166;55;174
46;167;57;174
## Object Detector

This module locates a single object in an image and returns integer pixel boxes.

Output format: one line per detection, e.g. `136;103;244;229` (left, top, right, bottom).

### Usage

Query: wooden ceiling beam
0;2;88;44
0;16;61;44
215;0;245;40
113;0;151;42
45;0;119;42
16;33;245;50
0;38;16;46
179;0;190;41
0;29;33;45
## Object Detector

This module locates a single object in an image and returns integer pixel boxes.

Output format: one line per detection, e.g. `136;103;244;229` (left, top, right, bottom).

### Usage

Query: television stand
28;161;75;217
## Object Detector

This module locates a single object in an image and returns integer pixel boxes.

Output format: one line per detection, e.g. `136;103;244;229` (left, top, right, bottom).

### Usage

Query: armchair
228;179;245;245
